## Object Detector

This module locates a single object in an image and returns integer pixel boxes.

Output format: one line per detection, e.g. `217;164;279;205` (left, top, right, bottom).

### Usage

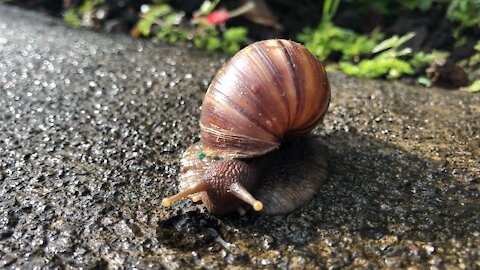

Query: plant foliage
63;0;104;28
346;0;432;14
135;2;248;55
446;0;480;29
62;0;478;90
339;33;416;79
463;41;480;92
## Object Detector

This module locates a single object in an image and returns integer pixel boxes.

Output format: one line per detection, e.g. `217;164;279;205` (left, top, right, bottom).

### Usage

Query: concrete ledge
0;5;479;269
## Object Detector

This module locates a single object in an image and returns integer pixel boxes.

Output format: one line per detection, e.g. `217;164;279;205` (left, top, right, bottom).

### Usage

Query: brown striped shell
200;39;331;158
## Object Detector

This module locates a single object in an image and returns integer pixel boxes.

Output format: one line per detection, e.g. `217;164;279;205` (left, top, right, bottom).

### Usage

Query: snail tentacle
229;182;263;211
161;180;207;207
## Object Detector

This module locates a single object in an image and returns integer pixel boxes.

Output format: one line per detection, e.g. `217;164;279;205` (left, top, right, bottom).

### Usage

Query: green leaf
417;76;432;87
198;0;221;15
467;80;480;93
223;27;248;42
474;41;480;51
145;4;172;20
63;9;81;28
78;0;104;15
447;0;480;28
205;37;221;51
373;32;415;53
340;55;414;79
137;5;170;35
411;50;449;68
137;19;153;36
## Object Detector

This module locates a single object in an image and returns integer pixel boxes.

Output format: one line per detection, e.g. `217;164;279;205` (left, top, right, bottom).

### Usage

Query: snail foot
254;137;328;215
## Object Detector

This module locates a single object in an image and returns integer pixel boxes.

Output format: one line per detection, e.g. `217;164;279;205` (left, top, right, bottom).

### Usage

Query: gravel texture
0;5;479;269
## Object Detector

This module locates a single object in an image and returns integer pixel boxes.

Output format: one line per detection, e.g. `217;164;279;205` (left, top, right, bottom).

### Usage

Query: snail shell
162;39;330;215
200;39;330;158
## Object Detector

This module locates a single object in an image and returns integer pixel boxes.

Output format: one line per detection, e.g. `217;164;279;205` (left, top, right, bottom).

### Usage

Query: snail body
162;39;330;215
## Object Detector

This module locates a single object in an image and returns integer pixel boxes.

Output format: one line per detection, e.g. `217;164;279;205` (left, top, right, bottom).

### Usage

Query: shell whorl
200;39;330;158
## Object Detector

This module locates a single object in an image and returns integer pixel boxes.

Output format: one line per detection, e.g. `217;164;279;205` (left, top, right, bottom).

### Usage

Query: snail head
162;158;263;215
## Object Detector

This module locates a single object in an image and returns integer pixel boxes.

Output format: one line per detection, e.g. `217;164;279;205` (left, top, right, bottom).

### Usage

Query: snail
162;39;330;215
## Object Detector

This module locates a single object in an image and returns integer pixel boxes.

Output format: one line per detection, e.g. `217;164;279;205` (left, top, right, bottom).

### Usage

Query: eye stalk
161;180;207;207
229;182;263;211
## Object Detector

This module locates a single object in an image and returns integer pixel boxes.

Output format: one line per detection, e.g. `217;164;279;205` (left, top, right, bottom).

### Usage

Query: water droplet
251;85;261;94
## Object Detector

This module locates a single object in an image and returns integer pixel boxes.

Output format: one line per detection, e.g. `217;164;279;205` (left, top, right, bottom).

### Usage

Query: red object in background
206;9;230;25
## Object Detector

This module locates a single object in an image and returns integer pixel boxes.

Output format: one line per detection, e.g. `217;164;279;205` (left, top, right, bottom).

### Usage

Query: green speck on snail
198;152;205;160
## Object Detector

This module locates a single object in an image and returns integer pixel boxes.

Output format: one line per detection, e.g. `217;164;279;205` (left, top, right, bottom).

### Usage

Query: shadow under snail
162;39;331;215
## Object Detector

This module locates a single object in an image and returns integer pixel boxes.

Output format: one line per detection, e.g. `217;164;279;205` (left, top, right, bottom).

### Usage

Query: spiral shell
200;39;331;158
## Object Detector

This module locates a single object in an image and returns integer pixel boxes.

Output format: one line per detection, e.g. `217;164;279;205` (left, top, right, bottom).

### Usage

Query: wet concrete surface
0;5;479;269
